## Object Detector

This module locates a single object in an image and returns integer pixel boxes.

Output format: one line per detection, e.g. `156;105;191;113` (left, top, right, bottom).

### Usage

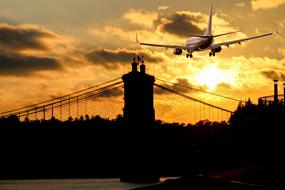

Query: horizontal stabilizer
213;31;239;38
191;34;211;38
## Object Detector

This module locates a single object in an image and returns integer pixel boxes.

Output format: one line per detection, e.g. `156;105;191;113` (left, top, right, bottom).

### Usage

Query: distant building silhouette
283;83;285;105
274;79;278;104
122;57;155;128
258;80;285;105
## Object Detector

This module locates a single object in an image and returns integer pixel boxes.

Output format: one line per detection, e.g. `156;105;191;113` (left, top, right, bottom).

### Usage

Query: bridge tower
122;57;155;128
120;57;159;183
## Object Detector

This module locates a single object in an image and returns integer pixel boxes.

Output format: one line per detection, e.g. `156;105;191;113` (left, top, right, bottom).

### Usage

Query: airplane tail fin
204;4;212;36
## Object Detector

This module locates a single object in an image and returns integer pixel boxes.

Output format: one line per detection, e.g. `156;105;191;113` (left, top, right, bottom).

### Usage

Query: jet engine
209;46;222;57
212;46;222;53
173;48;183;55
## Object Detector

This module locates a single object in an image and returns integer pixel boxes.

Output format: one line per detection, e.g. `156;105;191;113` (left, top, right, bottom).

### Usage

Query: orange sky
0;0;284;123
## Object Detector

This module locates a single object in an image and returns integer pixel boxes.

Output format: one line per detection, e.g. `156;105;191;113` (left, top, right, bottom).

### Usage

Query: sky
0;0;285;122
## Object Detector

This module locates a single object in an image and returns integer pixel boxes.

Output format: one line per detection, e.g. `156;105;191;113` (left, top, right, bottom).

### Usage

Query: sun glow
195;64;227;90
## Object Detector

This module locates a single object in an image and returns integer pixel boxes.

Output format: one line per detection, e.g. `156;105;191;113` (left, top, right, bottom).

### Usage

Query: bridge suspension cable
1;75;236;123
154;83;233;114
0;77;122;116
1;78;123;118
156;78;243;103
15;84;124;118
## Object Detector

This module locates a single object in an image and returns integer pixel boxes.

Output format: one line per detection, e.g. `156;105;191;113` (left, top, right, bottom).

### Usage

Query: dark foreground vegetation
0;100;284;188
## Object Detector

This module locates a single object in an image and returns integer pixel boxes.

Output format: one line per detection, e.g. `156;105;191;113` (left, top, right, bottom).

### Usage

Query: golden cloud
158;6;170;11
157;11;204;37
122;9;158;28
0;23;57;52
251;0;285;10
278;48;285;56
0;23;76;58
235;2;245;7
219;56;285;91
0;52;62;76
91;8;247;51
155;10;247;41
0;22;81;77
154;78;206;95
84;48;166;70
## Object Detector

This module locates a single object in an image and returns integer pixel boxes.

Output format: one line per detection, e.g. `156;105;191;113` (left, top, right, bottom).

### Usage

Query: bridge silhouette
1;58;285;187
0;58;241;124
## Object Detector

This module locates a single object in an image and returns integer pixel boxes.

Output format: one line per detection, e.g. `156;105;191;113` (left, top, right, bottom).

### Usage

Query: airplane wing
138;42;192;50
210;32;273;49
136;34;196;51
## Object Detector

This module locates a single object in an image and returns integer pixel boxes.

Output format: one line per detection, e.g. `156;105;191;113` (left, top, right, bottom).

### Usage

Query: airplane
136;5;277;58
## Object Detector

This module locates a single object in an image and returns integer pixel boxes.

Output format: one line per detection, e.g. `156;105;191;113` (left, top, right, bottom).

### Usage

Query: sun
195;64;225;90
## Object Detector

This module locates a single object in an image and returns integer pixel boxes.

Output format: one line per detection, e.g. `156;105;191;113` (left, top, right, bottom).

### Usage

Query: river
0;178;166;190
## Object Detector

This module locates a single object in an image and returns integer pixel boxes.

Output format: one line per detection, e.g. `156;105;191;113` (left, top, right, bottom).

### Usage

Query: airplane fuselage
186;36;214;51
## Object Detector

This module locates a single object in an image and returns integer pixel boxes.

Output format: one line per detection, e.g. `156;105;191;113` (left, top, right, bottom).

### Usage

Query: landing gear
209;52;215;57
186;53;193;58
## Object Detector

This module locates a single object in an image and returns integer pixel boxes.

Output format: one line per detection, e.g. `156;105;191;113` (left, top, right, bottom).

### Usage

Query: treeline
0;113;229;130
0;101;284;179
0;114;230;179
228;99;285;166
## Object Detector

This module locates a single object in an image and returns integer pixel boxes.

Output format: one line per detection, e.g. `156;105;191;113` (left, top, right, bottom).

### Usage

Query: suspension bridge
0;59;242;124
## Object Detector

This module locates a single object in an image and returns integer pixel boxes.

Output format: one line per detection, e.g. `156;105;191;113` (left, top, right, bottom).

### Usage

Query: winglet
136;33;140;44
275;24;281;35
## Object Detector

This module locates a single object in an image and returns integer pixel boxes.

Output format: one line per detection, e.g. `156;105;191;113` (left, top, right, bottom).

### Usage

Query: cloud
217;82;232;89
85;48;164;70
217;56;285;94
158;12;204;37
122;9;158;28
235;2;246;7
0;52;61;76
155;78;205;95
90;25;166;48
172;78;195;93
90;9;245;50
158;6;169;11
278;48;285;56
0;22;79;77
251;0;285;10
155;10;245;40
0;23;58;52
91;25;137;41
261;70;285;81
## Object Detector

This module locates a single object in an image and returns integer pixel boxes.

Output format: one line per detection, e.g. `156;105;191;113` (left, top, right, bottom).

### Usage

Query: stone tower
122;58;155;128
120;57;159;183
